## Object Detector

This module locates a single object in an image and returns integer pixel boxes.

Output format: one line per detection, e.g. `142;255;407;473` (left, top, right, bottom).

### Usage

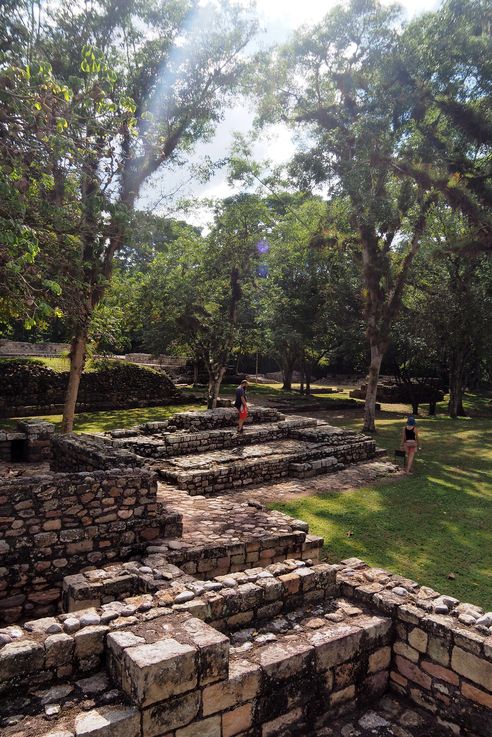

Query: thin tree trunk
61;327;88;433
305;360;312;396
207;367;226;409
282;364;293;391
363;343;383;432
448;362;465;418
193;362;199;387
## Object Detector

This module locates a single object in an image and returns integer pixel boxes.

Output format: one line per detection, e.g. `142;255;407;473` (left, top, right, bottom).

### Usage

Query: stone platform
98;409;377;495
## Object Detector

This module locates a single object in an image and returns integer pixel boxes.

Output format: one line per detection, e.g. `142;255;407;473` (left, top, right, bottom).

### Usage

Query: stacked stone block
51;434;145;472
0;469;182;622
337;558;492;735
0;560;490;736
0;419;54;463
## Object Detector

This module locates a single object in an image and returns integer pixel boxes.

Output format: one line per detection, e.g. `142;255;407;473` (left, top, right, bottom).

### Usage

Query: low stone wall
0;361;181;417
51;434;144;472
350;381;445;405
338;558;492;735
62;535;324;612
110;416;314;459
0;340;69;357
0;559;490;736
0;469;182;622
0;420;54;463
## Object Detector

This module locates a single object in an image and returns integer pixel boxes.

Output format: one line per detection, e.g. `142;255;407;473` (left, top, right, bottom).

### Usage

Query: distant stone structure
0;339;70;357
350;380;445;414
0;360;181;417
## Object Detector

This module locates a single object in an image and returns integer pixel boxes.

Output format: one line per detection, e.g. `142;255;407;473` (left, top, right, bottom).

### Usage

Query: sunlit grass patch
271;396;492;609
0;404;203;434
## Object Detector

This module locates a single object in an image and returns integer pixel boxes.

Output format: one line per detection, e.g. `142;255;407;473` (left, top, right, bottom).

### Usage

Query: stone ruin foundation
0;407;490;736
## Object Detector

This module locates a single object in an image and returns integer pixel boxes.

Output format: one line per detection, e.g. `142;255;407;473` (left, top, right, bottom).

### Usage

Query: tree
0;24;78;332
395;0;492;253
141;194;266;407
2;0;258;431
260;196;362;392
394;207;492;417
256;0;435;430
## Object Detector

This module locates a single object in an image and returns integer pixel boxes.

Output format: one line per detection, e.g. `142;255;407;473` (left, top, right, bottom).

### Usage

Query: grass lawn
271;394;492;610
0;404;203;434
0;356;71;372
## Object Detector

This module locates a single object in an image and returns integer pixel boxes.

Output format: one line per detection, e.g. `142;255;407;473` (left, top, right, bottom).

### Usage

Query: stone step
62;534;325;611
111;416;319;459
145;532;324;579
157;436;377;495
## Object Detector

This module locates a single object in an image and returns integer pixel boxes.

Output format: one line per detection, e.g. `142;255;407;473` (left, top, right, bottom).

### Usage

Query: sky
138;0;440;226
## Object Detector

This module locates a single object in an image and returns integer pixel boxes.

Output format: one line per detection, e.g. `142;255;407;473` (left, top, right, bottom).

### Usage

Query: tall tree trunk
207;366;226;409
363;343;383;432
282;364;293;391
305;360;312;396
61;326;89;433
193;362;199;387
448;361;465;418
299;350;306;395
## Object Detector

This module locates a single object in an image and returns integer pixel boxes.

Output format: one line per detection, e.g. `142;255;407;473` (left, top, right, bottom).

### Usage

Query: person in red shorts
234;379;249;433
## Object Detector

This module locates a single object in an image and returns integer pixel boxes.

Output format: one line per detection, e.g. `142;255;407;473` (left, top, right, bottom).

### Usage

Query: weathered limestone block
74;706;140;737
308;624;363;671
74;625;109;659
121;638;198;706
408;627;428;653
394;656;432;690
142;691;201;737
259;639;314;681
368;646;391;674
180;617;229;685
45;632;75;667
427;635;451;667
221;702;254;737
175;715;221;737
202;659;261;715
451;646;492;691
0;638;44;682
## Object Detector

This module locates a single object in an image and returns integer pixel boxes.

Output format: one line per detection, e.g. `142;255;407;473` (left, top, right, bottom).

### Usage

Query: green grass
0;356;71;372
0;404;203;434
271;394;492;609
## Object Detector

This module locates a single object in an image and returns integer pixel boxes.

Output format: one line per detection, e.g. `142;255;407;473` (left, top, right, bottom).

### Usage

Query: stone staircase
105;410;377;496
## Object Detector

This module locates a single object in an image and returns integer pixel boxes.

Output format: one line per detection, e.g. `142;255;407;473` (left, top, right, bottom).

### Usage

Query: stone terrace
1;559;491;737
52;407;378;495
0;407;490;737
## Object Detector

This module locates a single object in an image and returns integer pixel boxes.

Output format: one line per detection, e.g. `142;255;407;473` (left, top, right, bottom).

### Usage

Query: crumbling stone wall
0;560;490;736
51;434;145;472
0;420;54;463
338;559;492;735
0;469;182;622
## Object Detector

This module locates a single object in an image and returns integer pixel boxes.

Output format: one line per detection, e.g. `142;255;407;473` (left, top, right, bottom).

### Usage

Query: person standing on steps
235;379;249;433
400;416;421;474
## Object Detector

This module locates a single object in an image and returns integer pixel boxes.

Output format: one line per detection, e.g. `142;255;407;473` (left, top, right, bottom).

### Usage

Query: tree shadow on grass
273;430;492;608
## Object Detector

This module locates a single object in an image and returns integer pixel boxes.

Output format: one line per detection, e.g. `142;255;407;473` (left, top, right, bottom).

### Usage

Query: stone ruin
0;407;490;737
349;381;445;415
